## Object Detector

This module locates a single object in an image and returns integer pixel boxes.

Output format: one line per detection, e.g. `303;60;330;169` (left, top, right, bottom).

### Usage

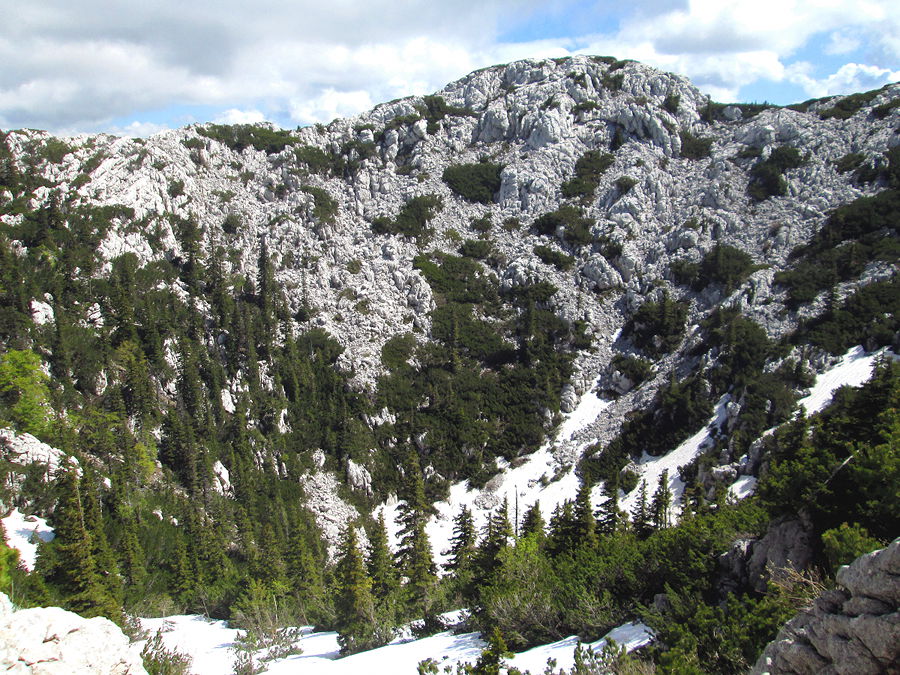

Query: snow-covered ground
139;612;652;675
798;345;894;415
1;508;54;571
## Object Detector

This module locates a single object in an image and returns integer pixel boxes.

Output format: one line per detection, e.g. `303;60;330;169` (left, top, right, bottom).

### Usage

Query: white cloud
214;109;267;125
105;120;171;138
0;0;898;133
787;62;900;98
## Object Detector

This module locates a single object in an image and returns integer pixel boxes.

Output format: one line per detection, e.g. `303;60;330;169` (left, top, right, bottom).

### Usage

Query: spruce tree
520;502;546;541
50;468;121;620
596;475;624;536
651;469;673;530
334;525;378;655
396;451;430;571
547;500;576;557
443;505;477;576
79;470;122;602
573;478;598;547
477;498;512;578
632;480;651;538
367;513;398;601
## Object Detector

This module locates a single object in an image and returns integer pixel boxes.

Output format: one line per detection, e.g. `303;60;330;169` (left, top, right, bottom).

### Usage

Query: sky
1;0;898;137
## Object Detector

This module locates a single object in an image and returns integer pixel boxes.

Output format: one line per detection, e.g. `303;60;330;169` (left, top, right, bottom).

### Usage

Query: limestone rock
751;539;900;675
0;593;148;674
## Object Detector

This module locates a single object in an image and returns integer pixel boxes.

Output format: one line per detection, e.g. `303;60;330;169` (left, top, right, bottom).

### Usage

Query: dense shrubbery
748;146;805;201
610;354;654;388
818;88;883;120
532;205;594;248
372;194;443;240
419;95;476;134
299;185;338;223
198;124;297;155
560;151;614;201
679;130;713;160
671;244;761;294
776;188;900;307
626;292;689;359
442;162;504;204
533;245;575;270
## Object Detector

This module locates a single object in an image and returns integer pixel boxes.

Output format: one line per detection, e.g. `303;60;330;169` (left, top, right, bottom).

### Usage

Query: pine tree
79;470;122;602
547;500;576;557
477;497;512;578
443;505;477;576
573;478;598;547
520;502;546;541
396;451;430;571
49;468;121;620
367;513;398;601
334;525;378;655
632;480;651;538
596;475;624;536
651;469;673;531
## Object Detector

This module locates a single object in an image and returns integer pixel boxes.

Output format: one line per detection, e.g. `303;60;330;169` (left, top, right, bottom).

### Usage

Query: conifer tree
520;502;546;541
79;470;122;602
334;525;378;655
632;480;651;538
444;505;477;576
477;497;512;577
367;513;398;601
651;469;673;530
596;475;624;536
50;468;121;620
396;451;430;571
573;478;598;547
547;500;576;557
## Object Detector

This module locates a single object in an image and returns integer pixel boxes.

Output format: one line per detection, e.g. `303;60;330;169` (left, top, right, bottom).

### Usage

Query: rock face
0;593;148;674
751;538;900;675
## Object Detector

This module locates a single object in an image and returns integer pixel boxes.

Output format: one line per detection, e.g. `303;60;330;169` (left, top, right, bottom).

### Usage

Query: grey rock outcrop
0;593;148;674
751;538;900;675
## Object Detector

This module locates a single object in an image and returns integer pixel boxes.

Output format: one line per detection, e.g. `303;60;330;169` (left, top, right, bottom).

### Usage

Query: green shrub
872;97;900;119
561;151;614;201
572;101;599;114
679;130;713;160
371;194;443;241
663;93;680;114
419;95;476;134
470;215;492;233
627;292;689;359
442;162;504;204
611;354;654;387
347;259;362;274
198;124;296;155
168;180;184;198
819;89;882;120
615;176;637;194
695;244;761;293
533;245;574;270
300;185;338;224
458;239;492;260
821;523;883;574
294;145;333;174
834;153;866;174
533;205;594;248
222;212;242;234
748;146;805;201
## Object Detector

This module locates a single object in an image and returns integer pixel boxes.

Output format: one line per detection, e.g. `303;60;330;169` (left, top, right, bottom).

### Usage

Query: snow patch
621;395;730;515
798;345;895;416
1;508;55;571
728;475;757;500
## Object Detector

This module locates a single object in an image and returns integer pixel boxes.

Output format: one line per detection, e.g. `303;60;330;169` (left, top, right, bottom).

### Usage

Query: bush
470;215;492;233
679;130;713;160
198;124;296;155
222;212;242;234
695;244;760;293
442;162;504;204
561;151;614;201
627;292;689;359
372;194;443;240
458;239;492;260
533;245;574;270
611;355;654;388
533;205;594;248
748;146;804;201
294;145;333;174
299;185;338;224
818;88;882;120
615;176;637;194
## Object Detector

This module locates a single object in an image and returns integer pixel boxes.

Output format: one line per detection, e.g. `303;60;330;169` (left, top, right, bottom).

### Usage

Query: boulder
0;594;148;674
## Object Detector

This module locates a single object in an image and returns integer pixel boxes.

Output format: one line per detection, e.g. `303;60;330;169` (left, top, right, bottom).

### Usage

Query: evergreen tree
477;497;512;578
49;468;121;620
547;500;576;557
443;505;477;576
396;451;430;571
520;502;546;541
596;475;624;536
79;470;122;602
334;526;378;655
632;480;651;538
367;513;398;601
651;469;673;530
573;478;598;547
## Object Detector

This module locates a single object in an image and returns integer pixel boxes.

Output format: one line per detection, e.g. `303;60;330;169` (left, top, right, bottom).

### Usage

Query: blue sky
1;0;897;136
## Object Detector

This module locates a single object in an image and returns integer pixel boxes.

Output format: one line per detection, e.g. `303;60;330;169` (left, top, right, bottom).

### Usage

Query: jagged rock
747;515;817;593
751;539;900;675
346;459;373;496
0;593;148;674
0;429;77;480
